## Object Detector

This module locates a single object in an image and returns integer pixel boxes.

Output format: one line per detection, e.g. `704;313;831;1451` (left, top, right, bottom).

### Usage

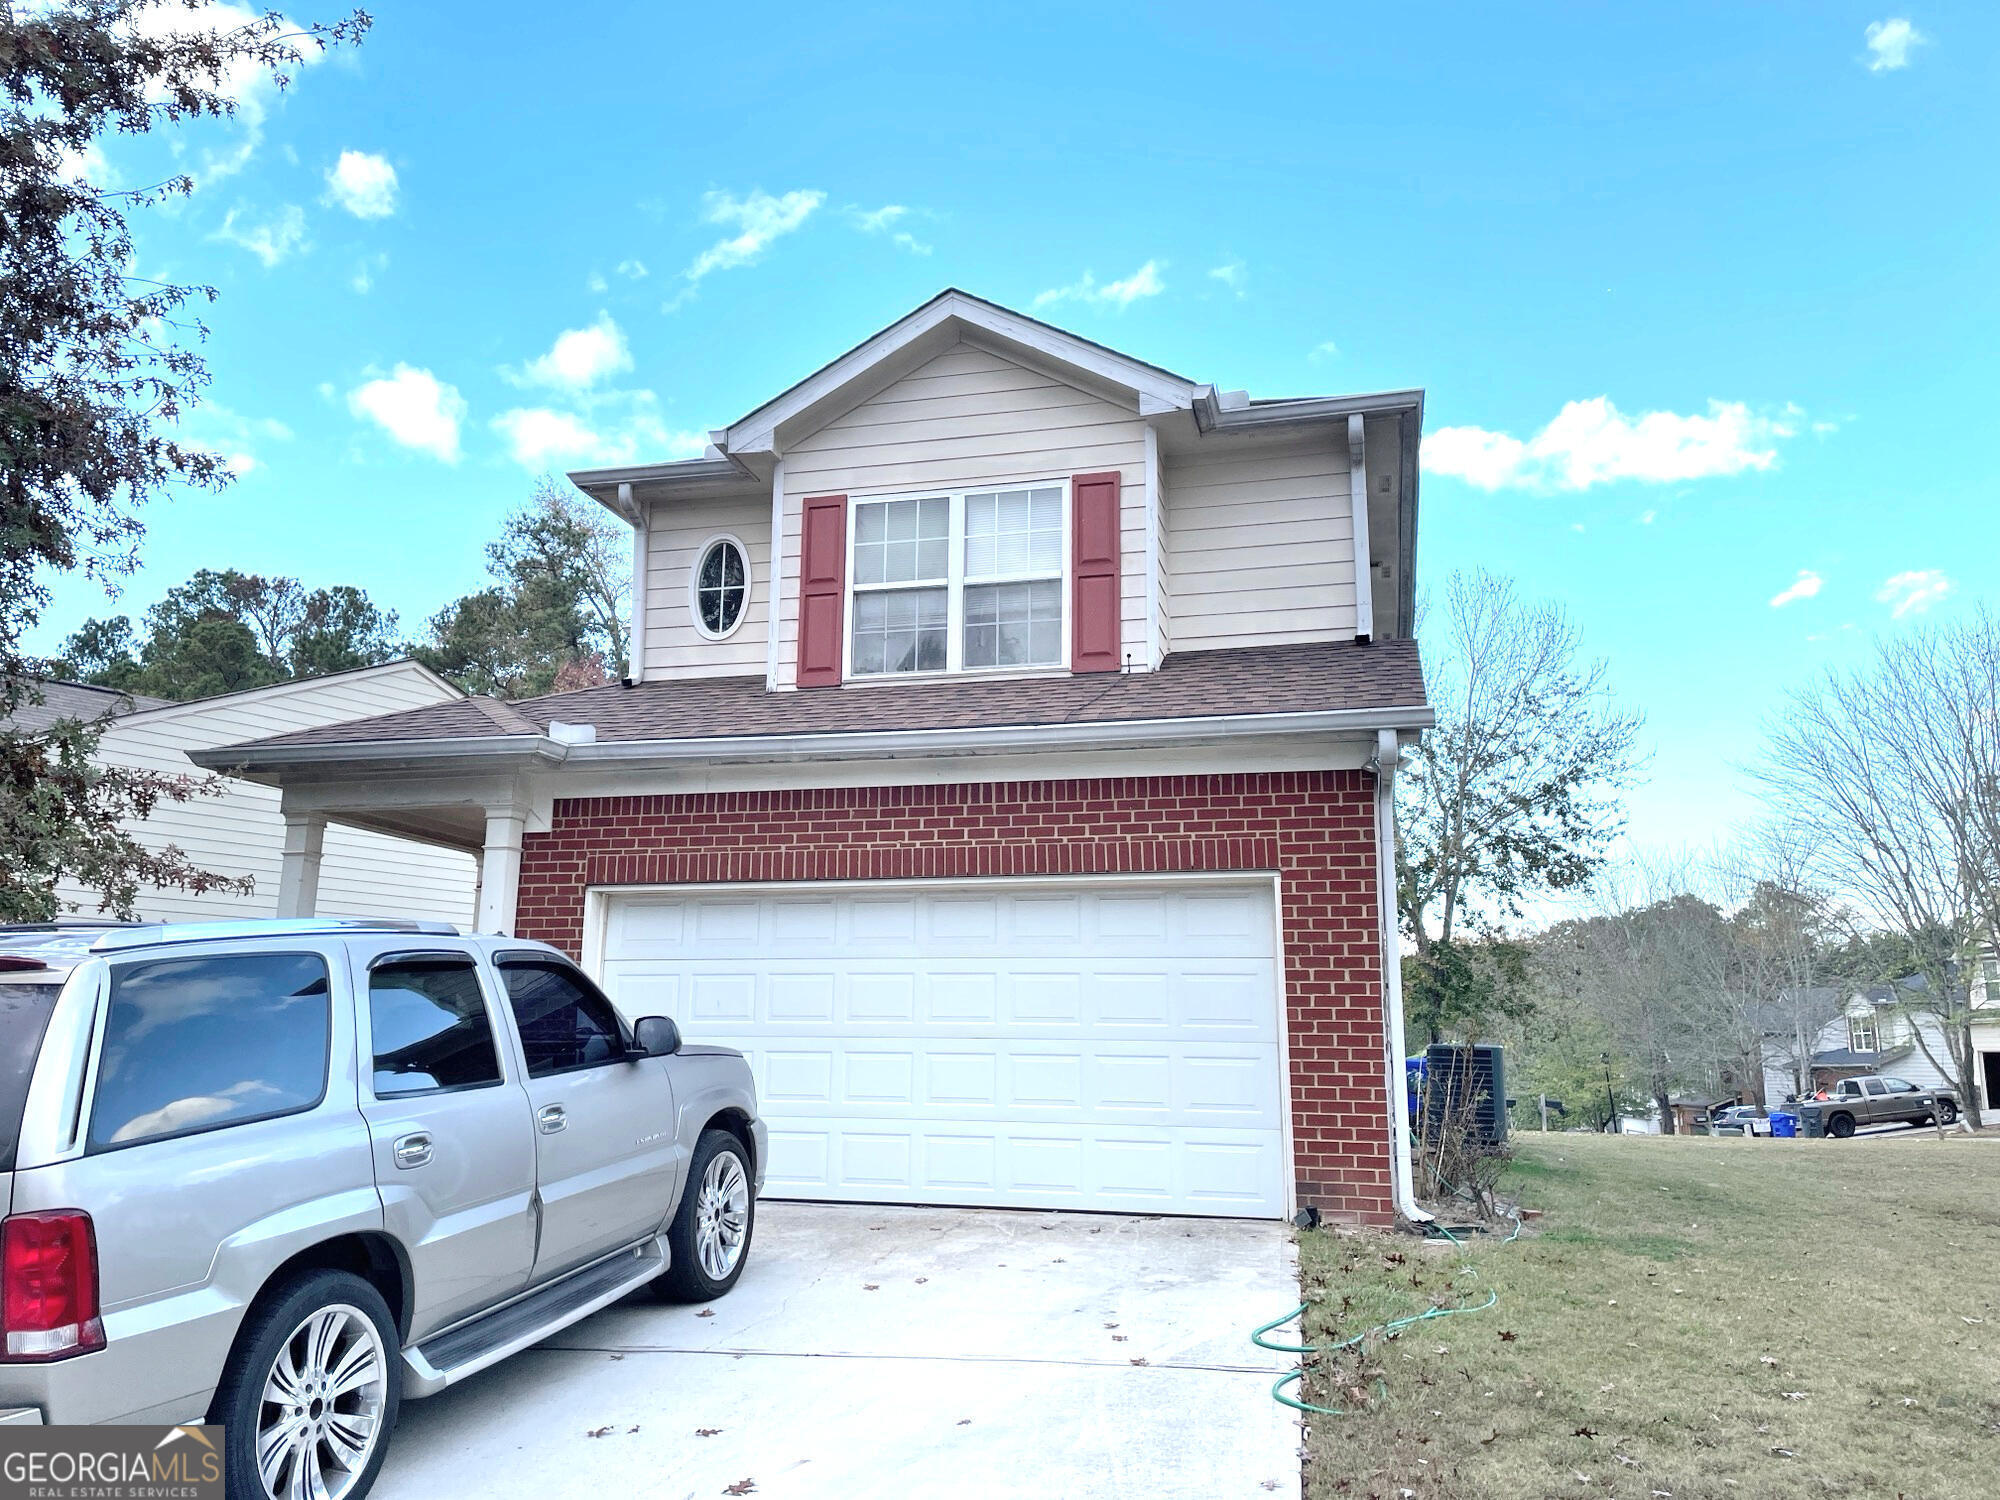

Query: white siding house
49;662;478;927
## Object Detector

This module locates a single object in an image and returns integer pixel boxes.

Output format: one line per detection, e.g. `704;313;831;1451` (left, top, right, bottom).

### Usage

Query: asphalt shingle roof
221;639;1427;753
3;680;170;734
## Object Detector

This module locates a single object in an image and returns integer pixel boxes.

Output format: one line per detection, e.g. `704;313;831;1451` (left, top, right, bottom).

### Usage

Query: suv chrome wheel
256;1303;388;1500
695;1149;750;1280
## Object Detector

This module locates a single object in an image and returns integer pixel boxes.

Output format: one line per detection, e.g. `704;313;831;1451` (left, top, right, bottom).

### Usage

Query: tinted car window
1861;1078;1887;1096
88;954;330;1152
1881;1078;1919;1094
369;958;503;1097
0;981;65;1171
499;961;626;1078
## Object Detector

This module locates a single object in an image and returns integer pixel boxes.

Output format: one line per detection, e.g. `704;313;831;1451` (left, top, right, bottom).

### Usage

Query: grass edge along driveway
1296;1134;1998;1500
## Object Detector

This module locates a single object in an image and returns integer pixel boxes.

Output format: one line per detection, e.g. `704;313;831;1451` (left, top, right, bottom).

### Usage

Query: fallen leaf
863;1284;879;1291
1103;1323;1120;1330
1130;1357;1149;1366
627;1426;640;1434
956;1419;970;1427
1574;1426;1598;1439
1759;1356;1777;1367
1615;1455;1639;1468
1782;1392;1807;1401
696;1429;722;1438
915;1277;928;1285
697;1309;716;1318
1479;1430;1499;1446
1497;1330;1517;1342
586;1427;612;1438
1112;1335;1129;1342
723;1482;757;1496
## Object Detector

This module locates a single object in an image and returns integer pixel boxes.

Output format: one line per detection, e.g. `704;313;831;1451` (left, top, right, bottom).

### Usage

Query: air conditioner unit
1422;1044;1509;1146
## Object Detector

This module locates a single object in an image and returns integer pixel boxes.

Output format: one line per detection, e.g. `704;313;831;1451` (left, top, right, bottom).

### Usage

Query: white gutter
195;703;1436;776
1373;725;1433;1225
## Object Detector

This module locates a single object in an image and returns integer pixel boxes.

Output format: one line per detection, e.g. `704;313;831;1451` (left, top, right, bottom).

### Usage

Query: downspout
1372;725;1434;1224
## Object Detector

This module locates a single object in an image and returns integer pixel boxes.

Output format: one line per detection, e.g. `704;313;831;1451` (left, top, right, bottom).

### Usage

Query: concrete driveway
377;1202;1302;1500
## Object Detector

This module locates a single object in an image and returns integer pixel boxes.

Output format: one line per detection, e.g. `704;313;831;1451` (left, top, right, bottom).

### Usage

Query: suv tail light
0;1211;105;1361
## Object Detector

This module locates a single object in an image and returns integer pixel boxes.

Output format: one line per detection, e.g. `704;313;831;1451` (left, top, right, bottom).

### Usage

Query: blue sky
34;3;1998;854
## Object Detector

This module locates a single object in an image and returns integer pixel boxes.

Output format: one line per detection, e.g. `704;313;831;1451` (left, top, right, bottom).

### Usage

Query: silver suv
0;919;765;1500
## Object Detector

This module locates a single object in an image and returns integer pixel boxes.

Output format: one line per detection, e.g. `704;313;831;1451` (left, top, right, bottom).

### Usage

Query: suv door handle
392;1132;433;1169
537;1104;567;1135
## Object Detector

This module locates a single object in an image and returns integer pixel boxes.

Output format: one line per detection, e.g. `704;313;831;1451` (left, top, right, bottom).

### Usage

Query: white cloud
1638;509;1657;525
1033;260;1167;311
347;365;466;462
133;4;331;185
1209;261;1246;297
1309;340;1340;363
508;313;633;392
848;204;907;233
1768;569;1823;608
1422;397;1793;491
616;258;648;279
350;252;386;294
191;402;292;477
1875;569;1953;618
492;400;707;470
211;204;307;266
1865;18;1925;71
845;204;932;255
680;188;824;288
324;150;397;218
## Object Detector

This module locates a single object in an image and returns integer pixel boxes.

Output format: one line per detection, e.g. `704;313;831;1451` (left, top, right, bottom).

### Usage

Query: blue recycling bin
1770;1110;1798;1139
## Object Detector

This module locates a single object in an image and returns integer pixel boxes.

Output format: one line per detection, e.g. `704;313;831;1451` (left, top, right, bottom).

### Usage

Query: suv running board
402;1236;667;1397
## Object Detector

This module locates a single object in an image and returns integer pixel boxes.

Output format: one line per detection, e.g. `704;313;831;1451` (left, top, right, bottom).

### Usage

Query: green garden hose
1258;1205;1520;1415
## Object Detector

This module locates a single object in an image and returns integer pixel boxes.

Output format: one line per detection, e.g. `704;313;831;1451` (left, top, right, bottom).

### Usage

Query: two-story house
1757;978;1963;1101
196;291;1433;1226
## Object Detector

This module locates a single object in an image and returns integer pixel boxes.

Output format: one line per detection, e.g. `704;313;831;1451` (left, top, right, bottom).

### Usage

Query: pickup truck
1794;1075;1959;1137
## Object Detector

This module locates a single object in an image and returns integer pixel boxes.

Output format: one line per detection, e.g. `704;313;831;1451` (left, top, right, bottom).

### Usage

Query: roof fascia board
725;291;1200;457
191;704;1434;778
1194;388;1425;434
189;735;570;773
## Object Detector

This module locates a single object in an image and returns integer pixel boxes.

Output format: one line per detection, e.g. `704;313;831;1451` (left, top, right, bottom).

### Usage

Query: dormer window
692;536;750;639
847;484;1068;677
1849;1016;1878;1053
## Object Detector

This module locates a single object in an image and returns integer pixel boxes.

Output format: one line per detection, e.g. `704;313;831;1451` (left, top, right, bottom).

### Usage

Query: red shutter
1070;472;1122;673
797;494;847;688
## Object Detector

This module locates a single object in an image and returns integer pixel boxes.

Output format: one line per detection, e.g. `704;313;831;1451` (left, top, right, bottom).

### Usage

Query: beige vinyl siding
640;495;772;680
1163;436;1357;651
51;664;476;926
775;342;1147;687
1154;461;1174;661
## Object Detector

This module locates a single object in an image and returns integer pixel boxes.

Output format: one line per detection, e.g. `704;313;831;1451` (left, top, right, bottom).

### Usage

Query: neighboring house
14;663;479;928
1970;945;2000;1116
1758;979;1962;1100
194;289;1432;1226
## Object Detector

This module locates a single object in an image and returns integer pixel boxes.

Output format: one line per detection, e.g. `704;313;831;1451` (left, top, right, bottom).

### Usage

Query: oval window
692;536;749;639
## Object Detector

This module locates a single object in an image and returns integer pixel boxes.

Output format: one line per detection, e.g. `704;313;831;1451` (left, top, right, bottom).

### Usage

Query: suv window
497;959;627;1078
369;956;503;1097
88;953;330;1153
1861;1078;1887;1096
0;980;65;1172
1836;1080;1861;1098
1881;1078;1920;1094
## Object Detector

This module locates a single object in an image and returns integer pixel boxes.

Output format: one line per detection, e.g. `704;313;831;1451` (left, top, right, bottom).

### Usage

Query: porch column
476;809;526;935
275;813;327;918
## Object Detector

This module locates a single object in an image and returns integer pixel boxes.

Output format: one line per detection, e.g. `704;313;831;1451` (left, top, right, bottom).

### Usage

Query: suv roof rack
90;918;462;954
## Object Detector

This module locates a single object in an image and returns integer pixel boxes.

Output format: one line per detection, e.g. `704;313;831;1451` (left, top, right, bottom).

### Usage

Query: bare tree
1754;606;2000;1128
1713;835;1847;1102
1396;570;1644;1041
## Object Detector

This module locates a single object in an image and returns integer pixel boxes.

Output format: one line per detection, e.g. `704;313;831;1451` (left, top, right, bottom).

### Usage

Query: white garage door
596;879;1287;1218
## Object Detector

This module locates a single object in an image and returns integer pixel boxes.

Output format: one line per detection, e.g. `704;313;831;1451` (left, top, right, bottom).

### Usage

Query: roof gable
723;289;1203;458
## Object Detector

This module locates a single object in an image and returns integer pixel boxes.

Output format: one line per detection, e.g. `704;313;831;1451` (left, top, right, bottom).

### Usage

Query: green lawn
1296;1133;2000;1499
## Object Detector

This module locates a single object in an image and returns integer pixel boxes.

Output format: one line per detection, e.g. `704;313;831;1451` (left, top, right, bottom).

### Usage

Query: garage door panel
599;881;1286;1218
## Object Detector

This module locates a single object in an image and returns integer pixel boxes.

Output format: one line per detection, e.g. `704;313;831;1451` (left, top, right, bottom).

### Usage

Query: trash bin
1770;1111;1797;1139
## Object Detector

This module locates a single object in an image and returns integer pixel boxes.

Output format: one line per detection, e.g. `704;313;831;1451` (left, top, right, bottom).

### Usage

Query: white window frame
1849;1016;1878;1053
688;533;753;642
841;480;1072;681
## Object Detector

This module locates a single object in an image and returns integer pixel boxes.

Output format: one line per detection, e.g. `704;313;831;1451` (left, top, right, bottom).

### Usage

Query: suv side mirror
632;1015;681;1058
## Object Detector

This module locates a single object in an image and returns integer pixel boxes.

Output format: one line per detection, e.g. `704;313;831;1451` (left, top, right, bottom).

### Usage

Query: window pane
851;586;947;675
369;958;503;1097
500;962;626;1077
854;498;947;586
963;578;1062;667
965;486;1062;580
89;954;330;1150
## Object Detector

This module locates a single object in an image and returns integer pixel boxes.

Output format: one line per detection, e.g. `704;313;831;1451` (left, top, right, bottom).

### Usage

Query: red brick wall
516;771;1392;1225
